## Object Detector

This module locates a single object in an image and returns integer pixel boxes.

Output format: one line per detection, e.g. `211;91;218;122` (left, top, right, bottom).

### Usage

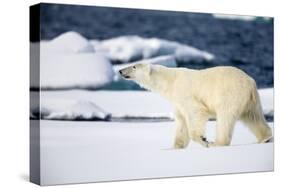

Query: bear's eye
133;66;136;69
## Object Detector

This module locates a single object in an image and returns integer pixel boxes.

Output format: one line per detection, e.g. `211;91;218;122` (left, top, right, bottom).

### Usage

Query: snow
259;88;274;116
91;35;214;63
39;90;173;119
31;31;118;89
37;119;273;185
175;46;213;62
33;88;273;185
36;88;273;120
41;31;94;53
40;32;214;64
30;99;110;120
38;53;114;89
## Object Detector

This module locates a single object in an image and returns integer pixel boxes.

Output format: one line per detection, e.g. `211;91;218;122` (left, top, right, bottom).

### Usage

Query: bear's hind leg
240;112;272;143
174;109;190;149
213;113;237;146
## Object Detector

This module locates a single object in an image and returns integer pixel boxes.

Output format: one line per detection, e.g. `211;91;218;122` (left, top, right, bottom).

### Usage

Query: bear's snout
119;69;126;77
119;68;131;79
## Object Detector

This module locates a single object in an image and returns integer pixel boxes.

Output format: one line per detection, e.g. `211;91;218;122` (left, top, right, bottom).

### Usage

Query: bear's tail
241;81;272;143
247;81;266;122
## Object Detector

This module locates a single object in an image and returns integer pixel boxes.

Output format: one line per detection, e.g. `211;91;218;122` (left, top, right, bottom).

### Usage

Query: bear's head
119;63;151;81
119;63;168;92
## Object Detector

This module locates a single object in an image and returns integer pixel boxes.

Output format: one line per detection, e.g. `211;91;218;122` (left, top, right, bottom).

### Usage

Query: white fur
119;64;272;148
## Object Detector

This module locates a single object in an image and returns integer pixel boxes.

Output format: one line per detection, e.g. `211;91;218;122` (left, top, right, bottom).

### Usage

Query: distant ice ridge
90;35;215;63
30;98;110;121
212;14;271;21
114;55;177;70
31;88;273;121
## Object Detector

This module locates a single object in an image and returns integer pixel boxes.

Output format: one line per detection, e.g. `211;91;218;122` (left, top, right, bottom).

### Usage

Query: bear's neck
136;66;176;100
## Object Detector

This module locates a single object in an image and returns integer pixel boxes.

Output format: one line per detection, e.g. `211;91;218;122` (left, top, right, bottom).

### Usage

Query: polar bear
119;64;272;148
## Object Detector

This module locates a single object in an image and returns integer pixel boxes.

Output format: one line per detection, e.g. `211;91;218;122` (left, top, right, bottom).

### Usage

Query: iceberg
41;31;94;53
30;31;115;90
91;35;214;63
37;53;114;89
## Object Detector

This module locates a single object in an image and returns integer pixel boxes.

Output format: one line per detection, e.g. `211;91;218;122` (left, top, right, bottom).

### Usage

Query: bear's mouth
120;73;132;79
119;70;132;79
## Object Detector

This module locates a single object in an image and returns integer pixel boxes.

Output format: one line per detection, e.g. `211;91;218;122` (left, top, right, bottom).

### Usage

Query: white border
0;0;280;188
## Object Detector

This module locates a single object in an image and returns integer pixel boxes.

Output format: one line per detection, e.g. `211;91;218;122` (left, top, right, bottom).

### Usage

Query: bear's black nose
119;70;123;74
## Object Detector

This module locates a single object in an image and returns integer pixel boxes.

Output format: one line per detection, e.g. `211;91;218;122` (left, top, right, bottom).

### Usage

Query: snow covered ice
30;98;110;120
36;119;273;185
33;88;273;121
39;52;114;89
91;35;215;63
34;88;274;185
41;31;94;53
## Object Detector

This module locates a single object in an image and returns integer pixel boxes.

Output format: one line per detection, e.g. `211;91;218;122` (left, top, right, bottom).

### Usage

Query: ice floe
91;35;214;63
32;88;273;121
41;31;94;53
30;98;110;121
39;53;114;89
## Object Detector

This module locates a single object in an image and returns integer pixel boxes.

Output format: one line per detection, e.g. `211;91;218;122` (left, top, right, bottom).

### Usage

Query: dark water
40;3;273;88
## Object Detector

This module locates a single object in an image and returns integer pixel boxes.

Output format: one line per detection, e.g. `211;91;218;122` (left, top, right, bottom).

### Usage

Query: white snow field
35;88;273;121
91;35;214;63
36;119;273;185
33;88;273;185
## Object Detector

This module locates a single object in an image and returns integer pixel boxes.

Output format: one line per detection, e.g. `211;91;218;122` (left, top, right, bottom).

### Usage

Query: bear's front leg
200;136;215;147
174;109;190;149
188;113;210;147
